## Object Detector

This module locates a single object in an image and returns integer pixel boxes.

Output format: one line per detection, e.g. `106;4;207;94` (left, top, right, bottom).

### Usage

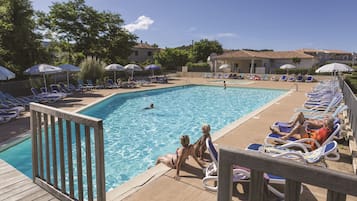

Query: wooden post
249;170;265;201
58;118;66;192
94;121;105;201
31;109;38;182
75;123;84;201
50;115;58;188
66;120;74;198
85;126;93;201
218;149;233;201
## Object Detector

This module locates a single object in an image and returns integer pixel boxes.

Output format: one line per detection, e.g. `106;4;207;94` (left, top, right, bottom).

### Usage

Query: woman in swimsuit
156;135;204;179
193;124;212;160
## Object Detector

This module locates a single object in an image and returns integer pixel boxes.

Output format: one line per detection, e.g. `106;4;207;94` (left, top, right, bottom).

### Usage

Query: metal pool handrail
30;103;105;201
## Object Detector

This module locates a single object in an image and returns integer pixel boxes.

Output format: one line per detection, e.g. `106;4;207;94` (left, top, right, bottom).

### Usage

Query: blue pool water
0;85;286;193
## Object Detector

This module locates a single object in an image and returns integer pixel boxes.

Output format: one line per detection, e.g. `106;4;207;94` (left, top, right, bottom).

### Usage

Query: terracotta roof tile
214;50;314;59
297;48;351;54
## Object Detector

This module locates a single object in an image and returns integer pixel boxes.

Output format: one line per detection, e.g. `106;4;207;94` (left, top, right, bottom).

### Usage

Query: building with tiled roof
210;50;316;74
297;48;355;66
128;41;160;63
210;48;355;74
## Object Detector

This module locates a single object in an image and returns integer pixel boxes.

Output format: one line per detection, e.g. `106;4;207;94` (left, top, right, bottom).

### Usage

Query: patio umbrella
315;63;354;73
124;64;142;79
0;66;16;80
218;64;230;70
144;64;160;76
24;64;62;91
58;64;80;87
280;64;296;74
104;64;124;81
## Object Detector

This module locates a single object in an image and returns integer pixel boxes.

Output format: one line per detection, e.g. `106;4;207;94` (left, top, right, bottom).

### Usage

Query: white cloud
187;27;197;32
123;16;154;32
216;32;237;38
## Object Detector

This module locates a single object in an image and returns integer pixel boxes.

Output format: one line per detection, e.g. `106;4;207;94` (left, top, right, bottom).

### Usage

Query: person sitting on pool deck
193;124;212;160
144;103;154;110
156;135;204;179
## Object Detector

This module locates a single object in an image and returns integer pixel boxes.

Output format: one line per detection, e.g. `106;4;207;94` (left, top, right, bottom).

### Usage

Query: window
134;51;138;56
147;51;152;56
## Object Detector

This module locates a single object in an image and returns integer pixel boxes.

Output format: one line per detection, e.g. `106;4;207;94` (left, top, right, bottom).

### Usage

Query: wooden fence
338;76;357;139
218;147;357;201
30;103;105;201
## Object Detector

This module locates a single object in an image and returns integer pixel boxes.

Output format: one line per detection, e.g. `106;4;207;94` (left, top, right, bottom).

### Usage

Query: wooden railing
218;147;357;201
30;103;105;201
338;76;357;139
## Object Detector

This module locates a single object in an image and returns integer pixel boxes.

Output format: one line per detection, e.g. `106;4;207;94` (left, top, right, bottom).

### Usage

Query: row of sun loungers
202;79;346;199
203;73;314;82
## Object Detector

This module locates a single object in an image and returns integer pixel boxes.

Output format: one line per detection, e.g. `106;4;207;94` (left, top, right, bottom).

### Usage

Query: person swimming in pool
144;103;154;110
155;135;204;180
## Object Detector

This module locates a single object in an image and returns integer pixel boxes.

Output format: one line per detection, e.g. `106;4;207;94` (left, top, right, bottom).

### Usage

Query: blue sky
32;0;357;52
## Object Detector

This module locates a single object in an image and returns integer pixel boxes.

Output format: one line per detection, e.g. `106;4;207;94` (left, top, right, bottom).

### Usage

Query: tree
39;0;137;64
292;57;301;67
154;48;189;70
0;0;46;77
191;39;223;63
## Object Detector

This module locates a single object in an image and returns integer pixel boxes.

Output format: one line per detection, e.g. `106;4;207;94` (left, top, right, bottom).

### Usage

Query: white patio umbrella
315;63;354;73
58;64;80;87
24;64;62;91
104;64;124;81
124;64;142;79
219;64;231;70
0;66;16;80
280;64;296;74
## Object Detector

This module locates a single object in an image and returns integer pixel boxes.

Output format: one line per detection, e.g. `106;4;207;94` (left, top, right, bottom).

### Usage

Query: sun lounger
295;75;304;82
287;76;295;82
246;140;339;164
264;123;341;151
202;139;288;199
305;75;314;82
31;88;63;103
279;75;287;81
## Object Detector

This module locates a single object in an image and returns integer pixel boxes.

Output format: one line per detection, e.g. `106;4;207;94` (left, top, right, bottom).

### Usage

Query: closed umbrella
58;64;80;87
124;64;142;79
0;66;16;80
105;64;124;81
144;64;160;76
24;64;62;91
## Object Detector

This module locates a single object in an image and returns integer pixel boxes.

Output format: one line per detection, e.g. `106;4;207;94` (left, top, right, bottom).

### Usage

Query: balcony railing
30;103;105;201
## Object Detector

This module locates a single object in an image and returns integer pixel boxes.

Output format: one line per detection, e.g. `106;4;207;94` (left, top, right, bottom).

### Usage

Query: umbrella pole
131;70;134;80
43;74;47;92
114;71;116;82
67;72;70;87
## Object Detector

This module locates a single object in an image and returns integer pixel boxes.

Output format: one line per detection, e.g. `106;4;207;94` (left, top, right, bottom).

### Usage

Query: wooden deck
0;159;58;201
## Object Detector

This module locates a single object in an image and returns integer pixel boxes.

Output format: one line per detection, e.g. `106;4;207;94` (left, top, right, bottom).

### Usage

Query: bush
345;74;357;94
78;57;105;82
186;62;210;72
274;68;311;75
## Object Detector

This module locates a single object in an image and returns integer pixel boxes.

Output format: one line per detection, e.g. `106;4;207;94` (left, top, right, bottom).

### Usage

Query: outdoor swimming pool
0;85;286;194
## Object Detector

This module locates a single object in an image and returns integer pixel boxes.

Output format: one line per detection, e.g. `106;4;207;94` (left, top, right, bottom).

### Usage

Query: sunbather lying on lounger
280;112;333;129
156;135;204;179
270;117;335;149
193;124;212;160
